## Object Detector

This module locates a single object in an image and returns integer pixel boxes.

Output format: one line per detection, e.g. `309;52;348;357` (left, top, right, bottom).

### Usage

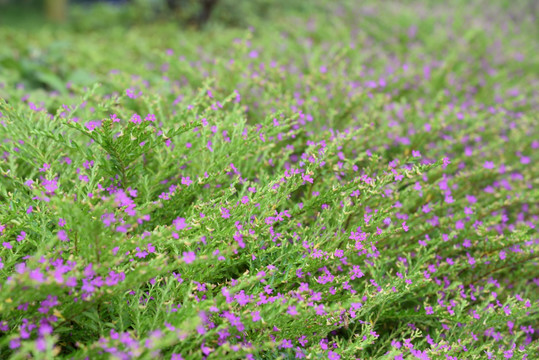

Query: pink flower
36;337;47;351
9;338;20;349
57;230;69;242
181;177;192;187
39;163;50;172
29;269;45;283
221;207;230;219
287;306;298;316
442;157;451;169
173;217;187;230
84;121;101;132
182;251;196;264
16;231;26;242
251;311;261;322
520;156;530;164
402;222;409;232
130;114;142;124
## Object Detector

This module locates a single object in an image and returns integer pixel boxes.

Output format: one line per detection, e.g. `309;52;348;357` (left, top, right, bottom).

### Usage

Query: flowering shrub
0;0;538;359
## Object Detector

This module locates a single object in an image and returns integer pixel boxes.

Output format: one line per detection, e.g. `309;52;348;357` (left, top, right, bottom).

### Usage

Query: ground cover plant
0;0;538;358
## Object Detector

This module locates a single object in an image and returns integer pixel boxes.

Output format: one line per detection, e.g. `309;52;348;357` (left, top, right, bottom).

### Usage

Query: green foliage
0;0;538;359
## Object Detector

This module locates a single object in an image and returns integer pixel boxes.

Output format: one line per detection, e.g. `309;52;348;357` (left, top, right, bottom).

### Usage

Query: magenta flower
39;163;50;172
126;88;142;98
173;217;187;230
221;207;230;219
251;311;261;322
29;269;45;283
402;222;409;232
182;251;196;264
280;339;293;349
9;338;20;349
328;351;341;360
287;306;299;316
181;176;192;186
42;179;58;193
17;231;26;242
130;114;142;124
84;120;101;132
57;230;69;242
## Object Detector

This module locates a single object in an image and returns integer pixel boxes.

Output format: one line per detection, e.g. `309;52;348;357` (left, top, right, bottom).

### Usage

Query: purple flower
84;120;101;132
251;311;261;322
287;306;298;316
9;338;20;349
181;177;192;187
182;251;196;264
221;207;230;219
402;222;409;232
328;351;341;360
173;217;187;230
520;156;530;164
130;114;142;124
442;157;451;169
39;163;50;172
29;269;45;283
280;339;293;349
57;230;68;242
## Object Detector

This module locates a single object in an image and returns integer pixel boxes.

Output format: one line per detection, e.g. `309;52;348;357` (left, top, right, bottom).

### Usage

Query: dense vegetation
0;0;538;358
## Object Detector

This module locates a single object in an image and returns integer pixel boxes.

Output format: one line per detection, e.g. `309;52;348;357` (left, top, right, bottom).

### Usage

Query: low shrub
0;0;537;358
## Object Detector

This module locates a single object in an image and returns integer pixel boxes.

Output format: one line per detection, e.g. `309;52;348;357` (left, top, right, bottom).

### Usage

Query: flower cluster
0;1;537;359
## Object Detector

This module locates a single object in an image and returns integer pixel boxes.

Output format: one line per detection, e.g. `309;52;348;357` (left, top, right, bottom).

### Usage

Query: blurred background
0;0;536;101
0;0;318;29
0;0;536;34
